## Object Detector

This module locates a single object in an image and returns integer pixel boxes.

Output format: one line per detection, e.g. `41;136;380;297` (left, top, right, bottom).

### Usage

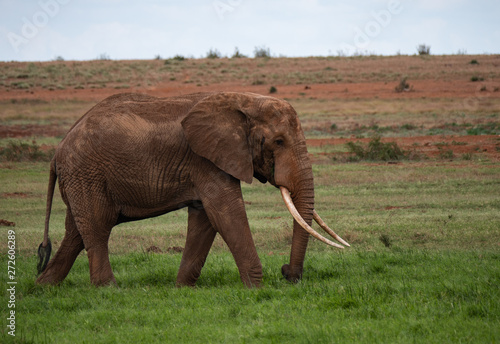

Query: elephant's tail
37;159;56;275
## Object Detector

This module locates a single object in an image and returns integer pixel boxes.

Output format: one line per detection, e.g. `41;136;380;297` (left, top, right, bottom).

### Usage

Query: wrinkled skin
36;92;315;287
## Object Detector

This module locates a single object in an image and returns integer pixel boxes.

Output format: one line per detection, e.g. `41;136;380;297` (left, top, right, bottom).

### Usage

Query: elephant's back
60;92;211;144
78;92;209;124
54;93;204;169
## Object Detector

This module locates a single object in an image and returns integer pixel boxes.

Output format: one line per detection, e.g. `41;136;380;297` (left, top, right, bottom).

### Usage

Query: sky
0;0;499;62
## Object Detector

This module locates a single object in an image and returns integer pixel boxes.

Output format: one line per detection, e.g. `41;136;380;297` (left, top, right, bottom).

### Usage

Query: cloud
415;0;467;10
60;22;175;60
0;0;498;61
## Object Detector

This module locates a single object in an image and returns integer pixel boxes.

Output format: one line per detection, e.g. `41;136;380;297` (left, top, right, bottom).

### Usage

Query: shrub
395;77;412;93
254;45;271;58
379;234;392;248
469;59;479;65
0;140;54;162
470;75;484;82
461;153;473;161
206;48;221;59
466;123;499;135
438;148;454;160
269;86;277;94
171;55;186;61
11;82;31;89
346;137;408;161
416;44;431;55
231;47;247;58
97;53;110;60
401;123;418;130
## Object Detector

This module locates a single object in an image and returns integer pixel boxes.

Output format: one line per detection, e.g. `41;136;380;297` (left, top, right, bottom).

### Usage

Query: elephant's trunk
279;144;349;282
275;142;315;282
281;187;345;249
282;178;314;282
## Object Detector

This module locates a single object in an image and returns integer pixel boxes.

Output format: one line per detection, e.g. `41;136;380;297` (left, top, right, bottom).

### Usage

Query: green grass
291;98;500;139
466;122;499;135
1;97;498;142
0;99;92;125
2;55;500;92
1;250;499;343
1;160;500;343
0;74;499;342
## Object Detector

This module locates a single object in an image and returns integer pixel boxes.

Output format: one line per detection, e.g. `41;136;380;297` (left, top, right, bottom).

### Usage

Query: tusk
280;187;344;249
313;210;350;247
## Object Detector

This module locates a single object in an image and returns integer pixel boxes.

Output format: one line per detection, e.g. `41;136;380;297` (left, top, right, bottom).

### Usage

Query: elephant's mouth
280;187;349;249
253;171;268;184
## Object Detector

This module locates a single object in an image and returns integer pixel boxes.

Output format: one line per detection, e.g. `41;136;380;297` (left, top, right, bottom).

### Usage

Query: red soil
1;56;498;161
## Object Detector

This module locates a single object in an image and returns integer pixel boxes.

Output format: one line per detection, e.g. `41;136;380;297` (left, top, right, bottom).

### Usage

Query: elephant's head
182;92;348;282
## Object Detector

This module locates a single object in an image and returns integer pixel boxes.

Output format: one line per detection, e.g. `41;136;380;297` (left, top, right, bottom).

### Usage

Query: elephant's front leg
195;173;262;288
176;206;217;287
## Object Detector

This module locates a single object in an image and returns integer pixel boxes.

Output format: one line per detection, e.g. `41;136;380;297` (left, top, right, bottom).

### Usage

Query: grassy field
1;160;499;343
1;55;500;343
1;55;499;91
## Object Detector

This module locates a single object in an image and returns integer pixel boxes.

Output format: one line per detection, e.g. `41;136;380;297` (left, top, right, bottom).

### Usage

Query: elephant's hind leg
37;209;84;285
176;206;217;287
86;244;115;286
78;221;116;286
70;198;118;286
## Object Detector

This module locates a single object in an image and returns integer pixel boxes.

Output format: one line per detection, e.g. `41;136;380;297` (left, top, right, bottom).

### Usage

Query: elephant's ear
181;93;255;184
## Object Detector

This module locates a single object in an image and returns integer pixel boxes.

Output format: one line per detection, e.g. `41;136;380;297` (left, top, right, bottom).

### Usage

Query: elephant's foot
241;276;262;288
36;248;84;285
91;274;117;287
89;266;117;286
281;264;302;283
87;247;116;286
176;269;200;288
36;222;85;285
239;262;263;288
36;268;64;285
176;280;196;288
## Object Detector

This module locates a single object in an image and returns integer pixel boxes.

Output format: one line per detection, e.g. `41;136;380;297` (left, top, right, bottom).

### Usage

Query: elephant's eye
275;139;284;146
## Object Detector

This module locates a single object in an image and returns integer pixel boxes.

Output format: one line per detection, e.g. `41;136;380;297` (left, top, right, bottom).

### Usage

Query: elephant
36;92;349;288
